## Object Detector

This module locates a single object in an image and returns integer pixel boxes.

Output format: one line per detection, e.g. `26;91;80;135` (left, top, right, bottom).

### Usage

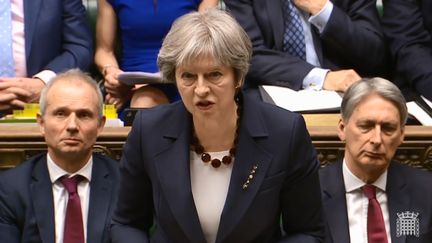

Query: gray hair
39;69;104;120
157;9;252;87
341;77;408;125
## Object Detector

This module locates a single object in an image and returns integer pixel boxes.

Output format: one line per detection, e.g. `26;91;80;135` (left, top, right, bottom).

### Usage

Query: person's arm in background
198;0;219;12
382;0;432;101
297;0;387;76
0;79;34;110
224;0;381;92
224;0;313;90
95;0;132;108
295;0;361;92
0;0;93;111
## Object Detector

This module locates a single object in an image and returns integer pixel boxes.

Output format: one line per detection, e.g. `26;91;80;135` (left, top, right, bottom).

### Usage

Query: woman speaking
112;9;324;243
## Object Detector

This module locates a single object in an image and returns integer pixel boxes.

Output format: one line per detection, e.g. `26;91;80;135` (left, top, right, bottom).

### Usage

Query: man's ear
337;117;346;141
399;125;405;145
36;113;45;136
96;116;106;135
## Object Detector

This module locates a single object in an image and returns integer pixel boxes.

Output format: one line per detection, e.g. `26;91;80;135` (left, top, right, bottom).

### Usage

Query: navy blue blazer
224;0;387;90
111;93;324;242
0;153;119;243
382;0;432;101
24;0;93;76
320;161;432;243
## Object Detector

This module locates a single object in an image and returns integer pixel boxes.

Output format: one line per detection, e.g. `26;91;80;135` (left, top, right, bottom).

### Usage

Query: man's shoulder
92;153;119;176
388;162;432;210
0;154;46;182
390;161;432;184
0;154;46;196
389;162;432;200
319;161;343;184
319;161;342;173
93;153;118;164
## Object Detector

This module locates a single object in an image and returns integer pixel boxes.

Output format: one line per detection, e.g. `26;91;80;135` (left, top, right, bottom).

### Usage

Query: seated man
320;77;432;242
0;70;119;243
224;0;387;93
382;0;432;101
0;0;92;113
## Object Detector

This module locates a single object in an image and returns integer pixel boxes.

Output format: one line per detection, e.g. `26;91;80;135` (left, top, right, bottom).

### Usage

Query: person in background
0;69;119;243
94;0;219;116
111;9;324;243
382;0;432;101
0;0;93;113
320;77;432;242
224;0;387;94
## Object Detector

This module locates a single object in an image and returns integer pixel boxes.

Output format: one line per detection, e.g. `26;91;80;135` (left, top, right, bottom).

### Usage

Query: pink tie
362;184;389;243
60;175;85;243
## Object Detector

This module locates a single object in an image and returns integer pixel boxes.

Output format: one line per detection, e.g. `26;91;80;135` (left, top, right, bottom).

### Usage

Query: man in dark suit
382;0;432;101
0;0;93;112
0;69;119;243
320;77;432;242
224;0;387;92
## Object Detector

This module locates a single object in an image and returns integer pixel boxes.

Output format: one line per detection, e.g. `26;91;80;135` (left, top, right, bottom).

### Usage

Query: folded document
259;85;342;113
260;85;432;125
117;71;167;85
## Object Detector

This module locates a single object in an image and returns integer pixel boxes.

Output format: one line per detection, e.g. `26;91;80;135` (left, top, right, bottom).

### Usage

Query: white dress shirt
47;154;93;243
342;160;392;243
297;0;333;90
190;150;234;243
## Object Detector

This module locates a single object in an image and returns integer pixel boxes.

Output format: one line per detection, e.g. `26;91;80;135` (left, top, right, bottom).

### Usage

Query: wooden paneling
1;124;432;171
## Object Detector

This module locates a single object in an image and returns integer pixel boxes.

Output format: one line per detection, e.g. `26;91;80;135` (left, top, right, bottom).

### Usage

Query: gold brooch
242;164;258;190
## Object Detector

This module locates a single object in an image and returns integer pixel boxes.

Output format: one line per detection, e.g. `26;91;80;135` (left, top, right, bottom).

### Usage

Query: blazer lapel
387;162;410;243
30;156;55;243
266;0;285;50
153;104;206;243
24;0;42;60
321;162;351;243
87;157;114;243
216;95;273;242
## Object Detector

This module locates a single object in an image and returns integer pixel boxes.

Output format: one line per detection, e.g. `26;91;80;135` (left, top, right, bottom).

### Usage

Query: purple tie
362;184;389;243
60;175;85;243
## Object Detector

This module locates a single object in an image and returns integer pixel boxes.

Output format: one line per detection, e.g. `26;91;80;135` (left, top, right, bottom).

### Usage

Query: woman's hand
105;92;130;109
103;66;133;105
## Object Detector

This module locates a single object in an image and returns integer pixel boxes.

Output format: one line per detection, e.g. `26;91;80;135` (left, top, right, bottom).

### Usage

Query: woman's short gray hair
157;9;252;87
39;69;104;120
341;77;408;126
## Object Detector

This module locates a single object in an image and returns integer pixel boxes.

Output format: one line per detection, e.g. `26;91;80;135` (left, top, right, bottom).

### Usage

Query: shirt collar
47;153;93;184
342;159;387;193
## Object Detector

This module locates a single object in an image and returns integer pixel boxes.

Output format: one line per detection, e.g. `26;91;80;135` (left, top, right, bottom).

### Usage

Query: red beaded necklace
191;106;240;168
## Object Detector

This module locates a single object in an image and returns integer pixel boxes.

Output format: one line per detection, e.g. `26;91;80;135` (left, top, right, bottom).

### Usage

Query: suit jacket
319;160;432;243
382;0;432;101
23;0;93;76
224;0;387;90
111;93;324;242
0;153;120;243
